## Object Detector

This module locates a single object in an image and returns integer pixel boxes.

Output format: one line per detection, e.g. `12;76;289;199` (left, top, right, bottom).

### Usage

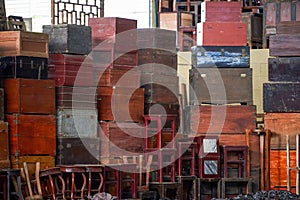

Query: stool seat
0;169;24;200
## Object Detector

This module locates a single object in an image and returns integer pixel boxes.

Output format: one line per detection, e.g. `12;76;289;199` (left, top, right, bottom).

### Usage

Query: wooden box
263;82;300;112
57;108;98;138
191;46;250;68
0;121;8;160
269;34;300;57
138;49;178;71
43;24;92;55
99;121;144;157
48;54;94;86
0;31;48;58
0;56;48;79
56;137;100;165
268;57;300;82
6;114;56;156
88;17;137;50
189;68;253;105
56;86;97;110
3;78;55;114
0;160;10;169
159;12;193;31
97;86;144;122
144;103;179;116
197;22;247;46
189;105;256;134
0;88;3;121
137;28;177;51
10;155;55;176
241;13;263;46
265;113;300;150
201;1;241;22
277;21;300;35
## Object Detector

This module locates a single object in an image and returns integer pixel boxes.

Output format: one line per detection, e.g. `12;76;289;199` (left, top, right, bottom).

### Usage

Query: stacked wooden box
43;24;101;165
264;21;300;192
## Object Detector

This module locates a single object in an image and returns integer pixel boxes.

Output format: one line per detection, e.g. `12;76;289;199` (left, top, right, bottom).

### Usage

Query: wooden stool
0;169;24;200
39;167;66;200
223;146;248;178
80;165;104;199
60;166;87;199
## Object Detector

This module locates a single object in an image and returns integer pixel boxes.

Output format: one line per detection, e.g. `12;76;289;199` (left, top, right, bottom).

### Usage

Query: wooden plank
3;78;56;115
268;57;300;82
0;121;8;160
277;21;300;35
280;2;292;22
197;22;247;46
263;82;300;112
269;34;300;56
0;31;48;58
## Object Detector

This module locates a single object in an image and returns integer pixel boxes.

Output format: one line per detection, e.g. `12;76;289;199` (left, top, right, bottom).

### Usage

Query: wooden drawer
0;121;8;160
3;78;55;114
268;57;300;82
43;24;92;55
263;82;300;112
48;54;94;87
189;68;253;105
0;31;48;58
197;22;247;46
99;121;144;157
6;114;56;156
0;56;48;79
189;105;256;134
269;34;300;57
97;86;144;122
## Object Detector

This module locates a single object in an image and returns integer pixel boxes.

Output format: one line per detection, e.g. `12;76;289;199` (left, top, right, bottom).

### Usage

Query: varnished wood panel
269;34;300;57
277;21;300;35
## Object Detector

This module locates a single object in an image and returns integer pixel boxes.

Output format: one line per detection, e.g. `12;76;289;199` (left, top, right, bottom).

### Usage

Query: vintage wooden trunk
269;34;300;57
88;17;137;50
265;113;300;150
48;54;94;86
189;68;253;105
6;114;56;156
142;74;179;104
200;1;241;22
277;21;300;35
0;121;8;161
99;121;144;157
43;24;92;55
56;86;97;110
0;88;3;121
97;86;144;122
159;12;193;31
57;108;98;138
268;57;300;82
138;49;178;71
56;137;100;165
0;31;48;58
10;155;55;176
0;56;48;79
197;22;247;46
3;78;55;114
189;105;256;134
241;13;263;46
97;67;141;88
191;46;250;68
263;83;300;112
137;29;177;51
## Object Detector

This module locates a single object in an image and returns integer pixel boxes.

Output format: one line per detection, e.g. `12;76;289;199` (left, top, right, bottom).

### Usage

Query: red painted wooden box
6;114;56;156
97;86;144;122
48;54;95;87
3;78;55;114
197;22;247;46
0;121;9;160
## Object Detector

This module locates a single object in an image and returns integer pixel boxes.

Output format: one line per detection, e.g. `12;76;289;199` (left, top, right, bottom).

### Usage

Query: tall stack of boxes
0;30;56;175
43;24;101;165
264;21;300;192
189;1;258;198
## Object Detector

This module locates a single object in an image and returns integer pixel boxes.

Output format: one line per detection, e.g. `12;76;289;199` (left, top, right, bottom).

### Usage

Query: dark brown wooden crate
56;86;97;110
97;86;144;122
6;114;56;156
3;78;56;114
56;137;100;165
241;13;263;44
277;21;300;35
0;121;8;160
189;105;256;134
263;82;300;112
144;103;179;116
269;34;300;57
99;121;144;157
0;31;48;58
268;57;300;82
0;88;3;121
43;24;92;55
48;54;94;86
143;84;179;104
265;113;300;150
189;68;253;105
